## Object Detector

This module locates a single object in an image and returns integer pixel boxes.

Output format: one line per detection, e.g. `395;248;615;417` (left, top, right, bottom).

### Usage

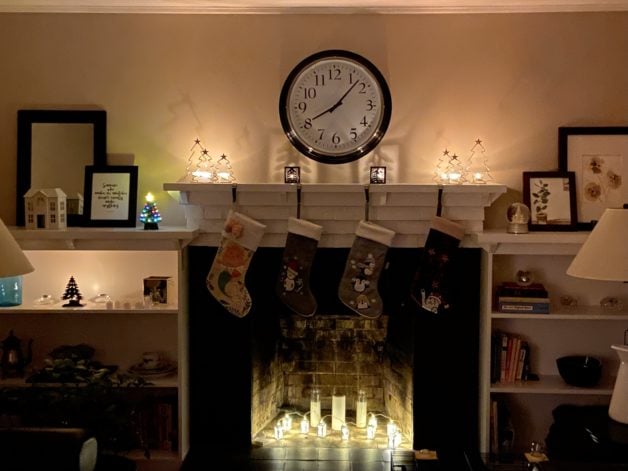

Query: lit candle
368;413;378;430
341;424;350;441
366;424;376;439
387;420;397;438
274;421;284;440
388;430;402;449
332;393;346;431
310;389;321;427
356;390;367;428
317;420;327;438
300;417;310;434
282;413;292;431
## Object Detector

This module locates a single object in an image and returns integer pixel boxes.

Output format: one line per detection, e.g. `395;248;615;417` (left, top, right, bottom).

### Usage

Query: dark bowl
556;355;602;387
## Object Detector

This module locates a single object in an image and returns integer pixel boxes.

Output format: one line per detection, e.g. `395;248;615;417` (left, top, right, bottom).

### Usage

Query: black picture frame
83;166;138;227
16;109;107;226
370;166;387;184
558;126;628;229
523;171;577;231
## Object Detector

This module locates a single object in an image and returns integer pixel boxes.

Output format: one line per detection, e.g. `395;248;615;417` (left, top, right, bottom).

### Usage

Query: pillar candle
356;390;367;428
332;393;346;431
310;389;321;427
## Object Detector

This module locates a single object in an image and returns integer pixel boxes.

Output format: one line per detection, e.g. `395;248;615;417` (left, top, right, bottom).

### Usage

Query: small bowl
556;355;602;387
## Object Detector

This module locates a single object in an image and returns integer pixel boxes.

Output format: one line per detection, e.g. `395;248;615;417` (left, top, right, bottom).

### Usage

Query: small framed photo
558;126;628;229
284;166;300;184
84;165;138;227
523;171;577;231
370;166;386;184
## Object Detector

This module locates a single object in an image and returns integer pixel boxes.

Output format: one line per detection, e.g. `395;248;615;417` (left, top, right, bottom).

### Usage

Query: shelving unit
1;226;198;470
475;230;628;455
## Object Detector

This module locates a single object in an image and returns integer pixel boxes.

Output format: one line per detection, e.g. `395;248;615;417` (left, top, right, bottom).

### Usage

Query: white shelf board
0;305;178;315
9;226;198;251
1;0;626;14
491;307;628;320
490;374;616;395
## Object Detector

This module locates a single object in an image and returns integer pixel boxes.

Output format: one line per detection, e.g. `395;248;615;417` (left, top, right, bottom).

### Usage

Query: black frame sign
84;166;138;227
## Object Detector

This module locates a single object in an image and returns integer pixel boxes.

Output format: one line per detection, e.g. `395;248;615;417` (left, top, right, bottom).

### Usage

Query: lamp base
609;344;628;424
0;276;23;307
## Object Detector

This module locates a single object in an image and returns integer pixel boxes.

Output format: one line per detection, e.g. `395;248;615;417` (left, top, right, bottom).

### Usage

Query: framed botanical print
84;166;138;227
523;171;577;231
558;126;627;229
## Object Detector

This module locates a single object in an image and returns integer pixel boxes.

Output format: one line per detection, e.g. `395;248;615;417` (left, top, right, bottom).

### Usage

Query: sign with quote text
84;165;138;227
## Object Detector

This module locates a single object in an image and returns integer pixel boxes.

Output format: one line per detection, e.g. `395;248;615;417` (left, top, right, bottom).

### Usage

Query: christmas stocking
276;217;323;317
206;210;266;318
338;220;396;318
410;215;465;315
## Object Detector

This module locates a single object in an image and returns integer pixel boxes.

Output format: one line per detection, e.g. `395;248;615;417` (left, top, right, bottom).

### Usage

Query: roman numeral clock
279;50;392;164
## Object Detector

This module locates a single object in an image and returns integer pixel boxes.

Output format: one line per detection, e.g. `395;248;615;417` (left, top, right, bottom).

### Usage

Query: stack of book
491;331;531;383
496;282;550;314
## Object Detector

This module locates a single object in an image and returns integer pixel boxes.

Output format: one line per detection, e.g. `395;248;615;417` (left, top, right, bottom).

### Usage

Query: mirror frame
16;109;107;226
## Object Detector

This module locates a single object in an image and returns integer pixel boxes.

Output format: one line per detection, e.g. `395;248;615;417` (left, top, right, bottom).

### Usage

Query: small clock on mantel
279;50;392;164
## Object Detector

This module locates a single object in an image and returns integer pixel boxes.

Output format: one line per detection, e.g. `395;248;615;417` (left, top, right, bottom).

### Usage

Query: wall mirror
16;109;107;226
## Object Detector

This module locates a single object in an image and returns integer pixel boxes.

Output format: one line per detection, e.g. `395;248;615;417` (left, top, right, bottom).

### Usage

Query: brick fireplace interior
187;245;480;455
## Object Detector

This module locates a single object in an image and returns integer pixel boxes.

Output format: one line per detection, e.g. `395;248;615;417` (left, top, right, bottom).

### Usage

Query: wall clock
279;50;392;164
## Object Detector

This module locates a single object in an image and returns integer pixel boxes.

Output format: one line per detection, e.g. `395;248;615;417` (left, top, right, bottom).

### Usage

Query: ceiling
0;0;627;14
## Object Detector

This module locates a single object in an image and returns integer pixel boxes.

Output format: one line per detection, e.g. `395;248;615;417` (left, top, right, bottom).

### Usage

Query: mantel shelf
10;226;199;251
164;182;507;248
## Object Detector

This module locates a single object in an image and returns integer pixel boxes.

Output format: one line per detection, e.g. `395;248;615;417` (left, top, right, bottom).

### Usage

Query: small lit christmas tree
443;153;466;184
465;138;493;184
139;192;162;230
62;276;84;307
433;149;451;184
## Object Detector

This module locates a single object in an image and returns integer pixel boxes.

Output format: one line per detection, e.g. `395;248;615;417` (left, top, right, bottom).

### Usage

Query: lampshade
566;208;628;282
0;218;33;278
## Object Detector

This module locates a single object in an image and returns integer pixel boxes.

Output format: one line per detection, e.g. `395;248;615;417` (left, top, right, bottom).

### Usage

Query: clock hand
311;81;360;120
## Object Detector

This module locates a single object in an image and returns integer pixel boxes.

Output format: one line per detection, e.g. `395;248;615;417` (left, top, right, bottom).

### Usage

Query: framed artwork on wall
523;171;577;231
83;166;138;227
558;126;628;229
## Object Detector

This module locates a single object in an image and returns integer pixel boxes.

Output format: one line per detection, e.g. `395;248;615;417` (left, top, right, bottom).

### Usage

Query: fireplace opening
187;246;480;455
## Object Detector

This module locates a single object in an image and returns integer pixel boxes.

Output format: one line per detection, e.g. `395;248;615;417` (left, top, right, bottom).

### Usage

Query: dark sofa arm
0;427;97;471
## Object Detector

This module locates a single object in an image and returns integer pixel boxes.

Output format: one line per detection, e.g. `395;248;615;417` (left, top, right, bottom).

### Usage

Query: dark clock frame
279;49;392;165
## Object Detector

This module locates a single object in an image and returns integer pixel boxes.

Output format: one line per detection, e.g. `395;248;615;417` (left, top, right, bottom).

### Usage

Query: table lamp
566;208;628;424
0;218;34;306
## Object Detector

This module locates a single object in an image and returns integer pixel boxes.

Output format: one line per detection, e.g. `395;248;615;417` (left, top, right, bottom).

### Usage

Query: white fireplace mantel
163;182;507;248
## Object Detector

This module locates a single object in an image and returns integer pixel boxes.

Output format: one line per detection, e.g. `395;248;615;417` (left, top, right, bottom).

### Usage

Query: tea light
300;417;310;434
317;420;327;438
341;424;350;441
366;424;376;440
274;421;284;440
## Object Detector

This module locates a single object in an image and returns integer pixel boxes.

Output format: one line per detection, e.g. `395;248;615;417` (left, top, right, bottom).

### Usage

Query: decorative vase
0;276;23;307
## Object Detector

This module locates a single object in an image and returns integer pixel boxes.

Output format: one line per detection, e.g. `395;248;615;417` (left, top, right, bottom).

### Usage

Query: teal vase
0;276;23;306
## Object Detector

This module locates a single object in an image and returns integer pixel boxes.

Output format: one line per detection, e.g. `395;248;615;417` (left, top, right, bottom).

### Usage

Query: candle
367;424;376;439
310;389;321;427
300;417;310;434
332;393;346;431
317;420;327;438
341;424;350;441
356;390;367;428
274;421;284;440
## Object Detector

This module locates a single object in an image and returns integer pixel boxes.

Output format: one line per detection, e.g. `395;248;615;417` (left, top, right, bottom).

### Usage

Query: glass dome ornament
507;202;530;234
465;139;494;184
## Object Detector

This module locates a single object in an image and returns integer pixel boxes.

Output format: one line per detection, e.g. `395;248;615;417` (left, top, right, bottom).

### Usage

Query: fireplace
186;245;481;454
165;182;502;459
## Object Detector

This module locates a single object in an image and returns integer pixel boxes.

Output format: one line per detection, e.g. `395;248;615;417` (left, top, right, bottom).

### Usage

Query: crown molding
0;0;627;14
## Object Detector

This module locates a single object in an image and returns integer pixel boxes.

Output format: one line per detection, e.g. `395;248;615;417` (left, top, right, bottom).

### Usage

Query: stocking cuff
430;216;465;241
287;217;323;241
222;210;267;251
356;220;395;247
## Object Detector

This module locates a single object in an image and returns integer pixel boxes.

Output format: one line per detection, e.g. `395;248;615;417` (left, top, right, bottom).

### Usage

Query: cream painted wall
0;12;626;227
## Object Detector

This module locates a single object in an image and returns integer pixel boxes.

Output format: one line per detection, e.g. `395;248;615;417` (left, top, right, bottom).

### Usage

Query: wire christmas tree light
139;192;162;230
434;149;452;184
214;154;236;183
442;152;466;184
465;139;493;184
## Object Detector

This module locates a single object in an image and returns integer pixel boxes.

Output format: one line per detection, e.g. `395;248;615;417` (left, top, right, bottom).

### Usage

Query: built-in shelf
0;305;178;314
491;308;628;320
164;182;507;248
9;226;198;251
490;375;616;395
0;376;178;388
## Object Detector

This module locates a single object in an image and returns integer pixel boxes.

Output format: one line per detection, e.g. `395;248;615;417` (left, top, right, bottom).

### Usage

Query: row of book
496;282;550;314
491;331;531;383
490;399;515;457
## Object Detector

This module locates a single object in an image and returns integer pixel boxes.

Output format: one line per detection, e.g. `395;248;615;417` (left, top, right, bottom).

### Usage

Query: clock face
279;50;392;164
